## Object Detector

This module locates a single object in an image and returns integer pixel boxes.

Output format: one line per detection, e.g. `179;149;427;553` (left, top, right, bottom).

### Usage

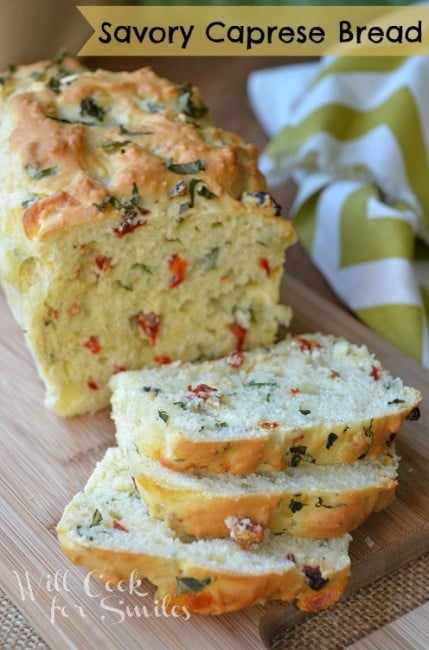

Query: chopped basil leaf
388;398;405;405
101;140;132;152
52;47;68;65
116;280;133;292
80;96;105;122
407;407;421;421
316;497;340;509
358;420;374;459
177;82;208;118
166;159;206;175
189;178;216;207
299;408;311;416
158;410;169;423
176;576;212;595
132;262;153;275
22;197;37;209
202;247;219;270
119;124;153;136
173;401;187;410
288;446;315;467
25;164;58;180
215;422;228;428
94;196;122;213
289;499;304;513
90;509;103;527
247;380;277;388
326;432;338;449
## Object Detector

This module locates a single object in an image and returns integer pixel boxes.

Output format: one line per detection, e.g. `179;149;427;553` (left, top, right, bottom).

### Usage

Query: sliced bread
57;447;352;614
119;432;398;539
110;333;421;474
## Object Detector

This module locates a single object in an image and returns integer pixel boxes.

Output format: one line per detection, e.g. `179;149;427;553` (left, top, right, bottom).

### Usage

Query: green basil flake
358;420;374;460
315;497;336;509
80;96;105;122
325;432;338;450
25;164;59;180
90;509;103;527
215;422;228;428
388;398;405;405
116;280;133;292
179;201;191;215
22;197;37;209
166;159;206;175
173;401;187;410
132;262;153;275
101;140;132;152
202;247;219;270
94;195;121;213
288;446;314;468
289;499;304;513
158;410;169;423
47;75;62;93
300;408;311;416
52;47;68;66
177;82;208;119
130;182;141;207
247;380;277;388
119;124;153;136
176;576;212;595
189;178;216;207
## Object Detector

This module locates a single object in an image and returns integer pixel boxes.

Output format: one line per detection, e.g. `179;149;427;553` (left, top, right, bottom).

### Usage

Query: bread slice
0;54;295;416
110;333;421;474
57;447;351;615
119;433;398;539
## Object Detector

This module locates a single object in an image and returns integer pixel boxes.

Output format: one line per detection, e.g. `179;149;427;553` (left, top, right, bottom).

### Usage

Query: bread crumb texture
0;54;295;416
110;333;421;473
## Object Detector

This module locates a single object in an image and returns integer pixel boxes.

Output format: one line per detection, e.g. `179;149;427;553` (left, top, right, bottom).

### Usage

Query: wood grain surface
0;274;428;650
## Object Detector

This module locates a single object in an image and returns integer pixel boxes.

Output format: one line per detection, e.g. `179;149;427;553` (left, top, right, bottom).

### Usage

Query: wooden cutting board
0;274;428;650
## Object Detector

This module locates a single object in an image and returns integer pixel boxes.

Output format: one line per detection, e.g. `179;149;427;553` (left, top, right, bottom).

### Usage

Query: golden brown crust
134;470;397;539
152;410;411;474
6;61;270;241
57;531;350;615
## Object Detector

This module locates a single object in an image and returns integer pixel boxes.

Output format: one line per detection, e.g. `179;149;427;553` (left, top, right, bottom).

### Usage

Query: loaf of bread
0;54;295;416
110;333;421;474
118;432;398;539
57;447;352;614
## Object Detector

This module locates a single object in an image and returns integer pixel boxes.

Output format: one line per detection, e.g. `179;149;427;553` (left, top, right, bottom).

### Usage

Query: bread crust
57;531;350;615
133;466;397;539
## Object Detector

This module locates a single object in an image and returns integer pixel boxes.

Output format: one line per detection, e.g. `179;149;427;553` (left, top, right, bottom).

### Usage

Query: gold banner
77;5;429;57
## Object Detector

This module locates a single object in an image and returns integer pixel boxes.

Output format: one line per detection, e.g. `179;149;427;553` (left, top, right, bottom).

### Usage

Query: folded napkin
249;56;429;368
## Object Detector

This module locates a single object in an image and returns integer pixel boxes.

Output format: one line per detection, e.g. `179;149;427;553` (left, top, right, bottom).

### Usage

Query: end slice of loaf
57;447;351;615
110;333;421;474
0;55;295;416
118;432;398;539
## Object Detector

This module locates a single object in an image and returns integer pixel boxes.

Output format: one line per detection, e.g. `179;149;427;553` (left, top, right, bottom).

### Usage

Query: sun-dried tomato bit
49;307;61;320
294;336;322;352
261;421;279;430
87;380;99;390
187;384;218;400
258;257;272;277
230;322;247;353
112;519;129;532
134;311;161;346
83;336;101;354
226;350;244;369
67;300;81;317
286;552;296;563
168;253;187;288
112;365;127;375
225;517;265;550
370;365;381;381
289;388;301;395
303;566;328;591
154;355;172;365
330;369;340;379
112;210;149;238
95;255;112;271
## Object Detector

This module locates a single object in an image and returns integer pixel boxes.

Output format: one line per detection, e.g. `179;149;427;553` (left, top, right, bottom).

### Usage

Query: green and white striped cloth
249;56;429;367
